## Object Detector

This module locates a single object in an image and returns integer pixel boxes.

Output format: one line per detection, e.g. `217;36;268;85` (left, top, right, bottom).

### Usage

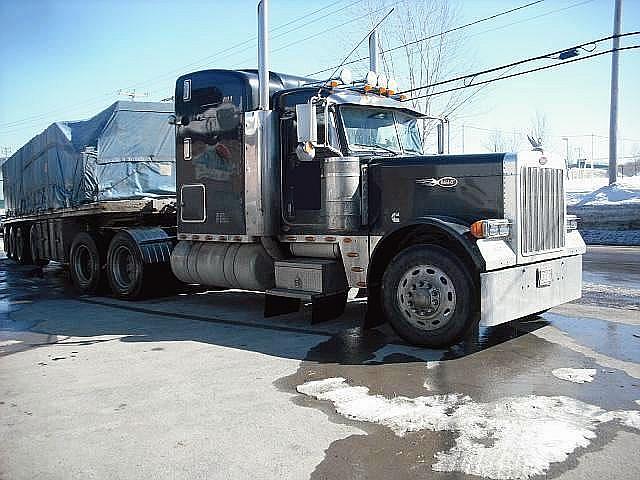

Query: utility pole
608;0;622;185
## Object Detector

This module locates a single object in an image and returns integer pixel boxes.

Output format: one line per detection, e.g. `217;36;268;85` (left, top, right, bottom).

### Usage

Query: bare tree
484;130;521;153
357;0;470;131
527;111;549;148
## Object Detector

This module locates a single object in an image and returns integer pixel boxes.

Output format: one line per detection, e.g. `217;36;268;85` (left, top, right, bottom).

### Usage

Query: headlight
470;219;511;239
566;215;579;231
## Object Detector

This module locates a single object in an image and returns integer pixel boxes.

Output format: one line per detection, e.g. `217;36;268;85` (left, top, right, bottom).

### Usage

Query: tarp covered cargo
2;101;175;217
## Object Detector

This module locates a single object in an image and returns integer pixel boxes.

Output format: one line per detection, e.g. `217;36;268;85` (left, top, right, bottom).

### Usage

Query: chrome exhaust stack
257;0;270;110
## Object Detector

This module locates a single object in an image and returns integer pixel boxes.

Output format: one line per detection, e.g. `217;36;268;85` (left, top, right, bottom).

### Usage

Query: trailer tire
4;226;12;259
30;225;49;267
70;232;106;294
106;232;151;299
7;226;17;260
15;225;33;265
381;244;475;348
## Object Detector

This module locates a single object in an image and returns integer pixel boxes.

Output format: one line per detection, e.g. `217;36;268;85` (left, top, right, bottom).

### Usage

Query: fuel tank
170;241;275;291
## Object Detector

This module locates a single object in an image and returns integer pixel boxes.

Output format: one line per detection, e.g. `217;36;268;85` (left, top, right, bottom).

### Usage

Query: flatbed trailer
2;101;178;298
3;198;176;298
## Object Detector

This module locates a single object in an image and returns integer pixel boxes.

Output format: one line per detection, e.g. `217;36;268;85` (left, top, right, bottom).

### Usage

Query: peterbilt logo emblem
415;177;458;188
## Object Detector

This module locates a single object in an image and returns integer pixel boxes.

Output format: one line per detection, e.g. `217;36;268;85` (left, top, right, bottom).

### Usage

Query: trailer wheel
4;226;12;259
106;232;148;299
381;244;475;348
30;225;49;267
70;232;105;294
15;225;33;265
7;226;17;260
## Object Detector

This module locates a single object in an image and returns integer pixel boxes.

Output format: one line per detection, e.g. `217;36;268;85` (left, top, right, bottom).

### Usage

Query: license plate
537;267;553;287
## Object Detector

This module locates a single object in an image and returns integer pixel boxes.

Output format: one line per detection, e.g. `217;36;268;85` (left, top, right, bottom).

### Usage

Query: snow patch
552;368;597;383
575;177;640;207
297;377;640;480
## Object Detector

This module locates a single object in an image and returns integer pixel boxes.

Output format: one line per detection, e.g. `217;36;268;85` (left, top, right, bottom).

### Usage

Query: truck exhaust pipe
258;0;270;110
368;31;379;73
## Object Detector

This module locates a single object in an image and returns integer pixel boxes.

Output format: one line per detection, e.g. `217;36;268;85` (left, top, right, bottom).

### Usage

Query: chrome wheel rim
396;264;456;331
112;245;139;291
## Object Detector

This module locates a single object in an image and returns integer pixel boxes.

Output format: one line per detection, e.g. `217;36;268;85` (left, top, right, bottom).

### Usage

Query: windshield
340;106;423;155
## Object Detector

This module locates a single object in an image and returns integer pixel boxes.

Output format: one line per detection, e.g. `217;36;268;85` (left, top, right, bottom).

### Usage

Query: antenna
323;8;394;86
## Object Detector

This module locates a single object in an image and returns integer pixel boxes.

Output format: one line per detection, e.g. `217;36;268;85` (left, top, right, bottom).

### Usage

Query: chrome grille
520;167;565;255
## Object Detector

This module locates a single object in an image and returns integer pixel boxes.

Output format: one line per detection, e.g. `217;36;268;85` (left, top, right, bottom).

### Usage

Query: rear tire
70;232;106;294
4;226;12;259
30;225;49;267
106;232;149;299
381;244;476;348
8;225;17;260
15;225;32;265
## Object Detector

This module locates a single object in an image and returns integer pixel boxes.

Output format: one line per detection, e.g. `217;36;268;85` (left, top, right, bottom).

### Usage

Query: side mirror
167;114;177;125
296;103;317;144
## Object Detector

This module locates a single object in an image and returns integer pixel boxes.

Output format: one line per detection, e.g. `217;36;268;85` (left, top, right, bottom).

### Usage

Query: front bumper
480;255;582;326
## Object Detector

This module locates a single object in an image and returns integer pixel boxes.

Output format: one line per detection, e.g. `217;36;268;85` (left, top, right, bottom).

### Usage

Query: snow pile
298;377;640;480
552;368;597;383
574;176;640;207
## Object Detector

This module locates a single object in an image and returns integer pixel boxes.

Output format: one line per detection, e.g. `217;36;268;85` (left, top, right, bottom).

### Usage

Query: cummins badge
415;177;458;188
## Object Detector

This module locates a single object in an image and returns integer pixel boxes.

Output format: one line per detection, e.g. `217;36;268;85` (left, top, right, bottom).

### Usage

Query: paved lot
0;246;639;480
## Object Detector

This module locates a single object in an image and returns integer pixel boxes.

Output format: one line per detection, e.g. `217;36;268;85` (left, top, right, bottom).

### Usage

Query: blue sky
0;0;638;160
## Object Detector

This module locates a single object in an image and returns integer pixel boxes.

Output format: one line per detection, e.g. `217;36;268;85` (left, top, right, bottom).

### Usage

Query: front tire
381;245;476;348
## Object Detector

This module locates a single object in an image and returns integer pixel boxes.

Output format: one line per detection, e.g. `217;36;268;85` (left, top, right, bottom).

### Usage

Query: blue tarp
2;101;175;216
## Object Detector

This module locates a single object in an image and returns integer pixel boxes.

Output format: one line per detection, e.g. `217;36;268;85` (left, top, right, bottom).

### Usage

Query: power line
404;45;639;101
306;0;546;76
399;31;640;96
0;0;358;131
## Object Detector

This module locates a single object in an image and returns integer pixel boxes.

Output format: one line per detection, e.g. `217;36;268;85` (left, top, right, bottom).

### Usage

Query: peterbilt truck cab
168;67;586;347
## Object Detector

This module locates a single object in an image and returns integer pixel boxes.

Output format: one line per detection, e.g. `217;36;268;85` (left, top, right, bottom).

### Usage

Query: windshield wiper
350;143;399;155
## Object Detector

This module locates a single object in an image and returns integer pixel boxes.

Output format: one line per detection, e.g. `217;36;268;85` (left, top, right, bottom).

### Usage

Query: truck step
264;287;348;324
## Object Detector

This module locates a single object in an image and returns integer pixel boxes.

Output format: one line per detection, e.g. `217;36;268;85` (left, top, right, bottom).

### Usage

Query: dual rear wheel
70;231;151;299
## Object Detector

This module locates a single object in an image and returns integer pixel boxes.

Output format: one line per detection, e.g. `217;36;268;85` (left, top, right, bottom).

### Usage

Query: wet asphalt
0;245;639;480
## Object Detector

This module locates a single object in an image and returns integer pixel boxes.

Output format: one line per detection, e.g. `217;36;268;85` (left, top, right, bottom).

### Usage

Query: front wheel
381;245;476;348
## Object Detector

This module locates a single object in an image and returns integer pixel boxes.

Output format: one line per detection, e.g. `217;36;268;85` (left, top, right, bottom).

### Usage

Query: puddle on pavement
0;258;73;355
277;318;640;480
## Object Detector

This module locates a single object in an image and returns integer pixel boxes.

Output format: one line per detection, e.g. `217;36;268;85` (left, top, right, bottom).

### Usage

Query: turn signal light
471;219;511;239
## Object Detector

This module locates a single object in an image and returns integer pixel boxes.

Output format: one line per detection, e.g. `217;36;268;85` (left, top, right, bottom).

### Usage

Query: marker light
339;68;353;85
365;71;377;87
470;219;511;239
387;79;398;95
376;74;388;89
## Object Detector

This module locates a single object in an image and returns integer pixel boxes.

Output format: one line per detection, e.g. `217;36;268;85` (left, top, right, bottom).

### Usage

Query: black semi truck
168;0;586;346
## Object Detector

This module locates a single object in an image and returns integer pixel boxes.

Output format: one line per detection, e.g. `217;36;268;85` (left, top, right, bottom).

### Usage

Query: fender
364;217;484;329
369;216;485;277
117;227;175;265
